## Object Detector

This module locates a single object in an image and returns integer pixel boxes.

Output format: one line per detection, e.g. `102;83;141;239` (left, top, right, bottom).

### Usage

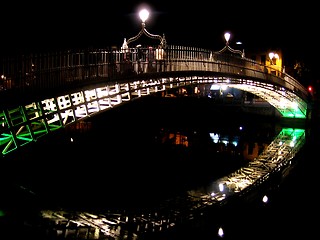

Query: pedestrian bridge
0;45;310;156
0;9;310;238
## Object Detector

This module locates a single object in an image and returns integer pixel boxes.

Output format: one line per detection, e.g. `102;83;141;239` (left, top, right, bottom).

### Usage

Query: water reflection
1;96;307;239
188;127;305;202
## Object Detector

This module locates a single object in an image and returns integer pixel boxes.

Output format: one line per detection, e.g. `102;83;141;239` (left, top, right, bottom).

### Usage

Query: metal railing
0;45;309;108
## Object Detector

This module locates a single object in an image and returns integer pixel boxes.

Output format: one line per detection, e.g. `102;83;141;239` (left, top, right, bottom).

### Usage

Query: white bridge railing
0;45;308;106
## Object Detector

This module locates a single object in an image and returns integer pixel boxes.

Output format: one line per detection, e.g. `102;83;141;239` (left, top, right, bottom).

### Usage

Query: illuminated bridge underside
230;83;307;118
0;75;307;156
38;128;305;239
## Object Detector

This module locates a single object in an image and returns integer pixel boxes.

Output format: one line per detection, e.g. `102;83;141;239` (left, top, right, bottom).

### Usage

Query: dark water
0;95;318;239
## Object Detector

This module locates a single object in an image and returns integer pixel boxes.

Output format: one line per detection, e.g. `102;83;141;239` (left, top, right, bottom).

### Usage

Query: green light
281;128;305;141
0;210;5;217
281;108;307;119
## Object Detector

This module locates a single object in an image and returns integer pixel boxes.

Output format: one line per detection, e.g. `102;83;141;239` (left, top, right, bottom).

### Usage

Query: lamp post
224;32;231;46
267;51;282;76
268;52;279;65
125;8;167;48
139;9;149;26
216;32;244;57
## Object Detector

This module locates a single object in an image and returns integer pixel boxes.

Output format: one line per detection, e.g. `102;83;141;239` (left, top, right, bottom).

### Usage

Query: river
0;94;317;239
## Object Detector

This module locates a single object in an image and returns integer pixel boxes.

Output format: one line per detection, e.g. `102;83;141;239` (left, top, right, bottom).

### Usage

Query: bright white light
210;84;220;90
224;32;230;43
279;98;288;108
262;195;269;203
221;85;228;91
218;227;224;237
219;183;224;191
291;101;298;110
139;9;149;23
269;52;275;59
210;133;219;143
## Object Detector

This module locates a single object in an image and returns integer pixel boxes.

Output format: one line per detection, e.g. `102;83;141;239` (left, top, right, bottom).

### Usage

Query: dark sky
1;1;318;76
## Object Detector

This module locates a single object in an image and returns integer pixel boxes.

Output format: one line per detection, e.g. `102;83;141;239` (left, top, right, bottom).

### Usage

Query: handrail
0;45;309;107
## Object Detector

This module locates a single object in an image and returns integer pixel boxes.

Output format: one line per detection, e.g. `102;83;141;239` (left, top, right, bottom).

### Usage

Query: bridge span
0;7;313;238
0;45;310;156
0;45;310;240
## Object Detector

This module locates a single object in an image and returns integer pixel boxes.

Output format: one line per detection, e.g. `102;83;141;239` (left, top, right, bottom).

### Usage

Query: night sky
1;1;318;76
0;2;318;238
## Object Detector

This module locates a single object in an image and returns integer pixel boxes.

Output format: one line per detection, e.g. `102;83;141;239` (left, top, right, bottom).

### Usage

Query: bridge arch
127;71;309;119
0;45;311;156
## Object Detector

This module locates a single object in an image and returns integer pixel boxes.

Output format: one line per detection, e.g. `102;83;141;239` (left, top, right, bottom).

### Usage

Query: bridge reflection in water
1;96;306;240
37;129;304;240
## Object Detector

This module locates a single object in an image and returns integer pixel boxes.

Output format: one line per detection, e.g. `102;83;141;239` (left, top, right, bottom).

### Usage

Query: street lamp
216;32;244;57
268;52;279;65
224;32;231;45
125;8;167;48
139;9;149;24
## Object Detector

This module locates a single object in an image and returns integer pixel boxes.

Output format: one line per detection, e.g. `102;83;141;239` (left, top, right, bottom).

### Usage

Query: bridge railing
164;46;308;100
0;45;308;107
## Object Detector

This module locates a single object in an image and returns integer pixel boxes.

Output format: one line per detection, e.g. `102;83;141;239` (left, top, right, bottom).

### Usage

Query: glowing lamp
139;9;149;23
224;32;231;44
